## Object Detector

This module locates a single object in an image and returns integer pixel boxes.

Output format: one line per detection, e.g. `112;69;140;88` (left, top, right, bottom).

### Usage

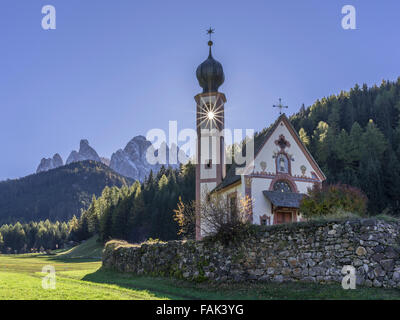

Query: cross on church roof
273;98;288;115
206;27;215;47
207;27;215;40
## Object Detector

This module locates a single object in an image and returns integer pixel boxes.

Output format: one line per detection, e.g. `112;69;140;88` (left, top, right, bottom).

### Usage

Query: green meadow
0;239;400;300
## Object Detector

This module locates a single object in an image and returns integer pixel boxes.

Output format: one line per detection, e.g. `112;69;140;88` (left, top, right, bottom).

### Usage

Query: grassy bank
0;251;400;300
56;236;103;259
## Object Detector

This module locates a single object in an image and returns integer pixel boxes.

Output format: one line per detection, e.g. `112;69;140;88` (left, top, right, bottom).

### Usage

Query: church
194;33;326;240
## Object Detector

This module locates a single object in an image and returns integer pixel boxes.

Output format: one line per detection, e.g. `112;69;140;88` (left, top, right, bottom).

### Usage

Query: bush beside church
103;218;400;288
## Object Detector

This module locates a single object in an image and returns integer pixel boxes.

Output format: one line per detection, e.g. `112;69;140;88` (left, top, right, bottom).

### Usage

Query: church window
273;180;292;193
260;216;267;225
228;193;237;218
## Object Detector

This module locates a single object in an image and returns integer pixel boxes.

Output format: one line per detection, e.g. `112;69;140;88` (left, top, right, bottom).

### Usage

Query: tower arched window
273;180;292;193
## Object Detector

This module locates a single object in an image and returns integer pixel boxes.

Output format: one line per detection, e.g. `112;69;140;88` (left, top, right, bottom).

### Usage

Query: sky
1;0;400;181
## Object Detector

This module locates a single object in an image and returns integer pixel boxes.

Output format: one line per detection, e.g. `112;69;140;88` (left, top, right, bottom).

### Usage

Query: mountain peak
67;139;101;165
36;153;64;173
110;136;185;181
80;139;89;148
132;135;147;141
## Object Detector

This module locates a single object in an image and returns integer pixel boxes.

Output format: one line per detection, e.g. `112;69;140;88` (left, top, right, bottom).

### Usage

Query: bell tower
195;29;226;240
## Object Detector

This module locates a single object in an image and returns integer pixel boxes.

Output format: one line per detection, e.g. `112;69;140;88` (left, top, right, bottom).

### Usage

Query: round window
273;180;292;193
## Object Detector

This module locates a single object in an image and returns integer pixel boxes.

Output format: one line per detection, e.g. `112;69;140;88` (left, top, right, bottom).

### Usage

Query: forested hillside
289;79;400;214
0;161;131;224
78;163;195;243
0;163;195;252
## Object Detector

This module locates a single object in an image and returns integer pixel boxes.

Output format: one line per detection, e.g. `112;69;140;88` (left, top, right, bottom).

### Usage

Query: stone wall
102;219;400;288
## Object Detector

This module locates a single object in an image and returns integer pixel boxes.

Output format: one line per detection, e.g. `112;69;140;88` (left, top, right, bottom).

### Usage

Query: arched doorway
267;180;300;225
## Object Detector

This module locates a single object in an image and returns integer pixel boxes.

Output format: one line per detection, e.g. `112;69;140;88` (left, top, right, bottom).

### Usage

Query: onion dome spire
196;28;225;93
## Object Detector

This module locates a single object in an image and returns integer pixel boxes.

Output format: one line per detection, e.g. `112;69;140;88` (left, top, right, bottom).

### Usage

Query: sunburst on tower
197;96;224;129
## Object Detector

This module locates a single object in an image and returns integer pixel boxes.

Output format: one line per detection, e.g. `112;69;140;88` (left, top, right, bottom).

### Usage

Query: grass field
56;236;103;259
0;240;400;300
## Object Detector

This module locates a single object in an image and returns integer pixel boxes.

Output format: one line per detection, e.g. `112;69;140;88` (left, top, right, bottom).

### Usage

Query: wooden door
275;211;293;224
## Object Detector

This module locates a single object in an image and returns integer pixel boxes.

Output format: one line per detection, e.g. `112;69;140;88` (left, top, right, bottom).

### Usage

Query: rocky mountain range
36;140;105;173
36;136;187;181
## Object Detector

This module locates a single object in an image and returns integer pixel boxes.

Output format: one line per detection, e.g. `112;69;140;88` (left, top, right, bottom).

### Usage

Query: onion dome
196;40;225;93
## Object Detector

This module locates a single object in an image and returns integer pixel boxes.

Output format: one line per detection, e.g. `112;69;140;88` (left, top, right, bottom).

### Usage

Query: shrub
174;193;253;245
300;183;368;220
142;238;166;245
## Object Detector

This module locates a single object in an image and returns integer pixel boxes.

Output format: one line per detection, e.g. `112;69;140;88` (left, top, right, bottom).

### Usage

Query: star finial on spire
206;27;215;56
273;98;288;115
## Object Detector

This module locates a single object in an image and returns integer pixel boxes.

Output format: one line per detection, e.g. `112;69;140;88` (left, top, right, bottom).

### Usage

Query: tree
174;193;253;245
68;215;80;241
173;197;196;239
158;174;168;190
99;205;114;242
348;122;363;164
0;232;3;251
361;120;387;161
382;149;400;214
76;213;91;241
85;195;99;234
313;121;330;162
8;222;27;252
394;102;400;156
300;184;368;219
299;128;310;146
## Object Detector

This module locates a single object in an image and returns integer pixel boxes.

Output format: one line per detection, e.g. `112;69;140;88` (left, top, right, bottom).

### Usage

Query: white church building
194;34;326;240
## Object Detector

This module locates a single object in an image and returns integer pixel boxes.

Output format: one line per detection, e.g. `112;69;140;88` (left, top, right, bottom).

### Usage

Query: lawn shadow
46;256;101;264
81;268;201;300
3;253;101;264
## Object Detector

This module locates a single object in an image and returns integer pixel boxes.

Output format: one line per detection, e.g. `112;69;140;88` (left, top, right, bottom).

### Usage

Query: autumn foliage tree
300;184;368;220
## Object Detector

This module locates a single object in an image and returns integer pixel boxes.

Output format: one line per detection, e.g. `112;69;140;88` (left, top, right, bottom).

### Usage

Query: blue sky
1;0;399;180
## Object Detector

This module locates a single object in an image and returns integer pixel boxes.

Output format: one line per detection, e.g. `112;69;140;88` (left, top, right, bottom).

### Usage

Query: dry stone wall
102;219;400;288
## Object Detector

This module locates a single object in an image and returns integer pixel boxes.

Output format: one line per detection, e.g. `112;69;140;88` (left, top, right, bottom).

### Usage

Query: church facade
194;35;326;240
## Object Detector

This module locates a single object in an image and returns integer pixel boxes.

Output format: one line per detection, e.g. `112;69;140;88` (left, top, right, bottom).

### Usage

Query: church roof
214;163;242;191
214;113;326;192
262;191;306;208
214;125;271;191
